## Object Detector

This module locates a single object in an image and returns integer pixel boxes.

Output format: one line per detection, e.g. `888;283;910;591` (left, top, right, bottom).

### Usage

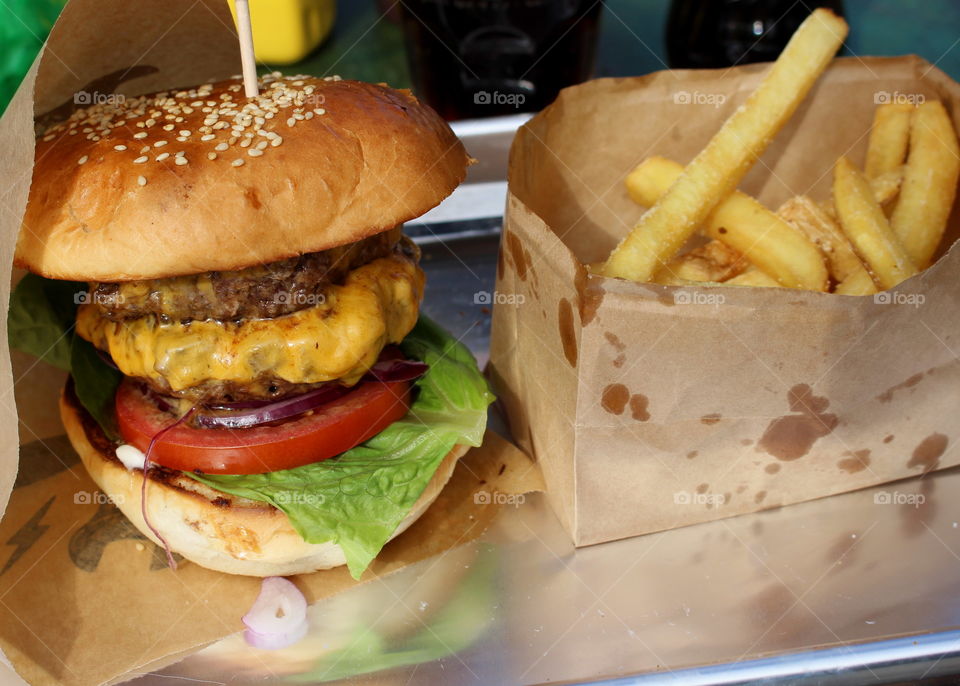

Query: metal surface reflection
136;469;960;684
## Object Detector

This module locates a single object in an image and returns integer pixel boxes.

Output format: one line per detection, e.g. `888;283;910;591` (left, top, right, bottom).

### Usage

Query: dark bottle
398;0;603;120
666;0;845;69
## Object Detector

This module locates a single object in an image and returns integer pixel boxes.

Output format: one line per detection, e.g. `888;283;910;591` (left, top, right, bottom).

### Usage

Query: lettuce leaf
189;317;493;579
8;273;80;371
8;274;122;437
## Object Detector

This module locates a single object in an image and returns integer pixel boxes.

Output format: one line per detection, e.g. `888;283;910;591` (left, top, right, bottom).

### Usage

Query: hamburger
10;73;493;579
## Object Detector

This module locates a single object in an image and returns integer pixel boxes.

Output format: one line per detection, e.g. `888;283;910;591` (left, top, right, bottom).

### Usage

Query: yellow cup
228;0;335;65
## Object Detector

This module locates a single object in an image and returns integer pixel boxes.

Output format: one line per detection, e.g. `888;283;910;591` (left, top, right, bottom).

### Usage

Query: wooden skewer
234;0;259;98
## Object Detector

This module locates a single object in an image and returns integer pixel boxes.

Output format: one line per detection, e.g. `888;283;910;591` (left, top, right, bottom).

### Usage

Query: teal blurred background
0;0;63;112
3;1;960;114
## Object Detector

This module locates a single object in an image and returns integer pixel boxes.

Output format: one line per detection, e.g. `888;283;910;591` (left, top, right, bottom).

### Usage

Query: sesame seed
114;145;127;151
256;140;268;150
154;140;168;147
271;137;283;147
140;146;150;154
287;118;296;127
134;132;148;139
215;143;229;151
248;149;264;157
175;156;188;166
176;151;186;157
232;159;245;167
314;108;325;115
305;111;314;120
77;156;89;165
240;139;252;148
208;152;218;160
163;124;175;131
134;156;148;164
201;134;215;141
43;134;55;142
179;130;191;137
137;175;147;186
156;152;170;161
176;136;188;142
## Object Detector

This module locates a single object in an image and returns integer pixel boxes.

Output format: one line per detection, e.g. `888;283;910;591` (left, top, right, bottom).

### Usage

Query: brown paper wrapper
0;428;534;686
490;56;960;547
0;1;541;684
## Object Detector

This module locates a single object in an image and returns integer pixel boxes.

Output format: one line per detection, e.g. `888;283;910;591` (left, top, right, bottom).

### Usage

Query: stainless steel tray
134;115;960;686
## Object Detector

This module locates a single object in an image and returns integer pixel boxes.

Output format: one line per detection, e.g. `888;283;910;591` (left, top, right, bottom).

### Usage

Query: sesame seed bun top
17;74;469;281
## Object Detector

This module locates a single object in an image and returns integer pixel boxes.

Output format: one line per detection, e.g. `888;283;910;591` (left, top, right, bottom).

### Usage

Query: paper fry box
490;56;960;547
0;1;541;684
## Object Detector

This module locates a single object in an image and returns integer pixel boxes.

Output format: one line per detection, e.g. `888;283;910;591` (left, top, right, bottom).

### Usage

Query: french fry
835;268;878;295
777;195;867;283
833;156;917;289
723;267;782;288
821;166;903;216
870;166;905;207
626;156;829;290
890;100;960;268
652;239;747;285
865;102;913;179
602;9;847;282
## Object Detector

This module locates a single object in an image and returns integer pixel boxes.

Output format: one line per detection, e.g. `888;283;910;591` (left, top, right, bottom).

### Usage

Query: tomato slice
116;378;413;475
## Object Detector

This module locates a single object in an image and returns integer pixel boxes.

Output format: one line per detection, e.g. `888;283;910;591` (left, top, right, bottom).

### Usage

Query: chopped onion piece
243;622;308;651
242;577;309;650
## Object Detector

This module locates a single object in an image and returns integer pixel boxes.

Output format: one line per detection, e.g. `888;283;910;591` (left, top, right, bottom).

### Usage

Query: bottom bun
60;385;467;577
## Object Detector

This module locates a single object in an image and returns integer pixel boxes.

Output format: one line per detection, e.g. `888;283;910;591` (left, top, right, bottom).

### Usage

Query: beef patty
92;227;402;323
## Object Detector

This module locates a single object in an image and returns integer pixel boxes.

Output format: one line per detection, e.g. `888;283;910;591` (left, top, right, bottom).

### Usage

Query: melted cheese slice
76;254;424;392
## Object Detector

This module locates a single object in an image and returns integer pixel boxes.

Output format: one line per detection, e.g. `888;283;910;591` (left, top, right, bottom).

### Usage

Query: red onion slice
242;577;308;650
141;405;198;571
366;358;429;383
196;359;429;430
197;384;351;429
